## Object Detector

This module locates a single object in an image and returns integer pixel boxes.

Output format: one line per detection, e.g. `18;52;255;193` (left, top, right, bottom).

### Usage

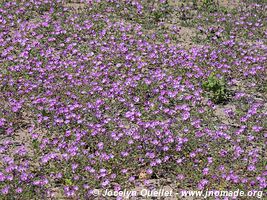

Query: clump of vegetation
202;73;229;104
201;0;219;12
151;1;172;23
0;0;266;199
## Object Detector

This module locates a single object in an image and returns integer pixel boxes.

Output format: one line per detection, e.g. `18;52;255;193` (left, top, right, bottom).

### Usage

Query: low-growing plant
151;1;171;23
202;73;229;104
0;0;266;198
201;0;219;12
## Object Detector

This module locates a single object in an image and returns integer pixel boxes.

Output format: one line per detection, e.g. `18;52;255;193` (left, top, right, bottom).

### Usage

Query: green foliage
202;73;229;104
201;0;218;13
65;178;73;186
32;140;40;150
151;1;171;22
152;10;164;22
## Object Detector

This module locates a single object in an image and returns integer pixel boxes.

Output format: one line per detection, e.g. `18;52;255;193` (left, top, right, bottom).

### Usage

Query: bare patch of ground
219;0;240;9
64;2;86;12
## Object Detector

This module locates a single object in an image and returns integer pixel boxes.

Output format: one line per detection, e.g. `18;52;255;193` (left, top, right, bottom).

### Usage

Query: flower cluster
0;0;266;199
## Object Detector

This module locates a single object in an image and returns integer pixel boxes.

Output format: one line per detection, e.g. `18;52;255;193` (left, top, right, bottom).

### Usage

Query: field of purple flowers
0;0;266;199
